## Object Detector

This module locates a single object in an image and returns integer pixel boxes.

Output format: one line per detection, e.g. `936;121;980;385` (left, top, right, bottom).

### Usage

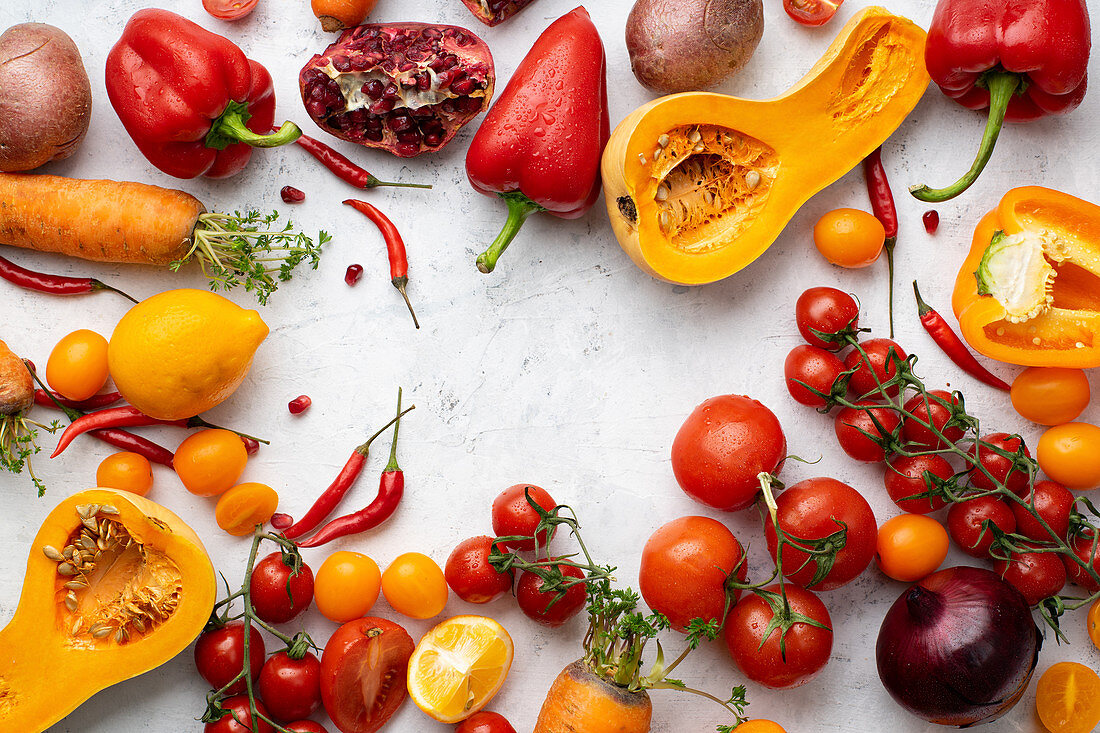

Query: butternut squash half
603;7;929;285
0;489;215;732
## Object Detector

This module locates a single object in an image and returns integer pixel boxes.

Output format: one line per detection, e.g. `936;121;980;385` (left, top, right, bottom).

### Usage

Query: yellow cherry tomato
1037;422;1100;490
813;208;885;268
95;451;153;496
174;428;247;496
733;721;787;733
1035;662;1100;733
1011;367;1090;426
314;551;382;623
1087;598;1100;651
876;514;949;582
46;329;109;401
381;552;448;620
214;482;278;536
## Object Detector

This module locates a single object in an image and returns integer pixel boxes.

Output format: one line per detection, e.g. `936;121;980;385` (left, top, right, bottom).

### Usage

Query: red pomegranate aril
452;78;475;95
241;436;260;455
345;264;364;286
395;142;419;156
363;80;385;98
289;395;312;415
280;186;306;203
923;210;939;234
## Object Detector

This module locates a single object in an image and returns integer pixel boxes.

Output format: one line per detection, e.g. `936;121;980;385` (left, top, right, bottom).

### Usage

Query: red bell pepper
465;6;609;273
105;9;301;180
911;0;1091;202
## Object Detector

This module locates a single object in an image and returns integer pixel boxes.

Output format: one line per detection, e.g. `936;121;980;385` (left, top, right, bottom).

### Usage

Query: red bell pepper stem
281;401;414;540
476;192;545;274
342;199;419;329
34;389;124;412
291;133;431;190
0;252;137;303
297;388;407;548
910;72;1020;202
862;147;899;337
912;281;1011;392
207;102;301;150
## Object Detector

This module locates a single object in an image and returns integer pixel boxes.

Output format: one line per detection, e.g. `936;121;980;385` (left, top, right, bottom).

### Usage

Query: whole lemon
108;289;268;420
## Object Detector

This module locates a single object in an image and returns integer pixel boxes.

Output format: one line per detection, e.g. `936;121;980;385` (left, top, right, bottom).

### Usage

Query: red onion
876;566;1041;727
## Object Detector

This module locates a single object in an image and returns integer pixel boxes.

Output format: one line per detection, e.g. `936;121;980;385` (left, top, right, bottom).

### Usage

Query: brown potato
626;0;764;94
0;23;92;172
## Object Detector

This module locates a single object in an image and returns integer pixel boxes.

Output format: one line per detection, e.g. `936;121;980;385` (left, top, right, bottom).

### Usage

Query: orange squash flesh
0;489;215;732
602;7;929;285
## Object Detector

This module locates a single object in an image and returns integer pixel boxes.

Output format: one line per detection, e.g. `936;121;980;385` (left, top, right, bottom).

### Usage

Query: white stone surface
1;0;1098;731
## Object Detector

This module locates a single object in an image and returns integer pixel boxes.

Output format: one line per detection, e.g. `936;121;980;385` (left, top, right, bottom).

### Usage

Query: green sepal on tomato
203;695;273;733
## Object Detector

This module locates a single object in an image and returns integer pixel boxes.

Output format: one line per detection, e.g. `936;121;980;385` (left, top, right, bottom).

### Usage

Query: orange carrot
534;660;652;733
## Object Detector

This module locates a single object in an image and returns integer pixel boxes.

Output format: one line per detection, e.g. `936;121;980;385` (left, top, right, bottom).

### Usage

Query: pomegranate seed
280;186;305;203
345;264;364;285
451;78;475;95
288;395;312;415
241;436;260;455
270;513;293;530
923;210;940;234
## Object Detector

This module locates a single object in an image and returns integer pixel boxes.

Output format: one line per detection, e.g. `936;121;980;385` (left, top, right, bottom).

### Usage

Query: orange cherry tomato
46;329;109;401
733;721;787;733
1035;662;1100;733
1011;367;1090;426
95;451;153;496
314;551;382;623
813;208;885;268
1087;598;1100;651
215;482;278;536
381;552;448;620
174;428;248;496
876;514;949;582
1037;423;1100;490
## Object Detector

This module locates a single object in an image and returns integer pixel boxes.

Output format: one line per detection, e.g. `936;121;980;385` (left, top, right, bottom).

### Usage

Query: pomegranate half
459;0;540;26
299;23;495;158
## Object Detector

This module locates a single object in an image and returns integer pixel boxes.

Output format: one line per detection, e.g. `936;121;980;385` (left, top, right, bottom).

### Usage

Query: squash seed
91;625;112;639
114;628;129;644
745;170;761;190
71;618;83;635
693;143;705;153
688;129;702;143
81;516;99;533
42;545;64;562
655;183;670;202
657;134;670;148
99;505;119;515
57;562;77;576
64;579;88;590
658;210;672;234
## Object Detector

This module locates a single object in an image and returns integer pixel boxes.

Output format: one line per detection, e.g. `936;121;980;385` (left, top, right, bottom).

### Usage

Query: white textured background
1;0;1099;731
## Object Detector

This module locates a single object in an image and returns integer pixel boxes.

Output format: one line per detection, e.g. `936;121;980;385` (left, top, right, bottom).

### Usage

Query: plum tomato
947;495;1015;558
250;552;315;625
993;550;1067;606
901;390;965;449
883;455;951;514
671;394;786;511
314;551;381;623
639;516;747;630
491;484;557;551
844;338;906;398
456;711;517;733
205;695;273;733
174;428;248;497
203;0;259;20
795;287;859;351
784;345;846;408
783;0;843;27
1037;422;1100;490
1063;532;1100;593
876;514;949;582
194;622;264;694
285;723;329;733
95;451;153;496
320;617;415;733
1035;662;1100;733
1012;480;1074;542
445;536;514;604
215;482;279;536
1088;598;1100;650
1010;367;1090;426
732;722;788;733
834;401;900;463
724;585;833;689
258;651;322;722
813;208;885;268
516;563;586;627
968;432;1031;495
381;552;449;620
764;477;877;591
46;329;109;401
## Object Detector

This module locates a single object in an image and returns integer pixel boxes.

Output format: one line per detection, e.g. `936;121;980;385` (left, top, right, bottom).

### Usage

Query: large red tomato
320;617;415;733
671;395;786;511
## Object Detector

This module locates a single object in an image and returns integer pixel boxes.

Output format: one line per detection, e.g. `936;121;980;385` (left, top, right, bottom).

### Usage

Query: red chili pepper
343;199;419;329
863;147;899;338
913;281;1010;391
0;252;137;303
465;7;609;274
34;389;124;412
91;428;175;467
105;9;301;179
912;0;1091;201
292;133;431;190
281;401;414;540
297;389;408;547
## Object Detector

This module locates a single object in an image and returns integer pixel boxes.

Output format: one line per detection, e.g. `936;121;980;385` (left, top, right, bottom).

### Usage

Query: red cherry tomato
258;651;322;723
194;623;264;694
834;401;900;463
993;550;1067;606
946;495;1016;558
795;287;859;351
1063;532;1100;592
455;711;517;733
250;552;315;624
492;484;557;551
901;390;965;449
764;477;877;591
205;695;273;733
724;585;833;689
286;723;329;733
320;617;415;733
516;563;586;627
968;432;1031;495
445;535;514;604
844;339;906;398
1012;480;1074;542
203;0;259;21
883;455;951;514
783;0;843;27
784;345;846;408
671;394;786;511
639;516;747;630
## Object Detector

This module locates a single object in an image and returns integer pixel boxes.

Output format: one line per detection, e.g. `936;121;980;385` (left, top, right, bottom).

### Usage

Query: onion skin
876;566;1041;727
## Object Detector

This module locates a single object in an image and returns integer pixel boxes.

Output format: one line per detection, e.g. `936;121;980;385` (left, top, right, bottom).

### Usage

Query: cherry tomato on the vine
1012;480;1074;542
194;622;264;694
95;451;153;496
258;651;322;723
250;552;315;624
844;339;906;398
320;617;414;733
884;455;951;514
876;514;948;582
968;432;1031;495
492;484;557;551
813;208;885;268
834;401;900;463
784;345;846;408
516;562;586;627
1011;367;1090;426
993;550;1067;606
456;711;517;733
445;536;514;604
381;552;448;620
795;286;859;351
783;0;843;27
46;329;109;402
175;428;248;497
1038;422;1100;490
901;390;965;449
947;495;1015;558
285;723;329;733
1063;532;1100;593
205;695;273;733
203;0;259;21
314;551;381;623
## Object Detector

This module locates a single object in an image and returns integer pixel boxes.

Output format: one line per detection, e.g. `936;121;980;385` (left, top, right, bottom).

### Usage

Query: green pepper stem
384;388;403;473
885;236;896;338
476;192;545;274
912;280;933;317
207;100;302;151
909;71;1020;202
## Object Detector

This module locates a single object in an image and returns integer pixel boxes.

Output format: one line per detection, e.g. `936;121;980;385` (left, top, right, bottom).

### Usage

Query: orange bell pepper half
952;186;1100;368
